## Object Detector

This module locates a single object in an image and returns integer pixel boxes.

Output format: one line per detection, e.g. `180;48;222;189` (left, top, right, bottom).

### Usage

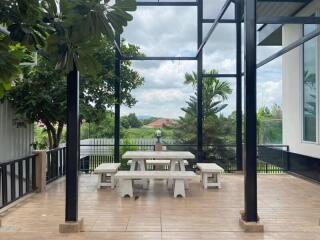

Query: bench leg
110;173;116;189
216;174;221;189
174;179;186;198
119;179;133;197
97;174;102;188
202;173;208;189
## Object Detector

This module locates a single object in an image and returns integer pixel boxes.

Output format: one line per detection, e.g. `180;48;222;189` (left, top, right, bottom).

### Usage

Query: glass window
303;24;317;142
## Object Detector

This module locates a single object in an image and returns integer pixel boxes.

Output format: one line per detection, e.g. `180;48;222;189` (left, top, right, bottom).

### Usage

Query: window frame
301;19;319;144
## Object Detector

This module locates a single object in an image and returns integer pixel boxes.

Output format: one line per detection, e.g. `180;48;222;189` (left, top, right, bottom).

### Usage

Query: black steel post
197;0;204;162
65;62;79;222
244;0;258;222
236;1;243;171
114;33;121;163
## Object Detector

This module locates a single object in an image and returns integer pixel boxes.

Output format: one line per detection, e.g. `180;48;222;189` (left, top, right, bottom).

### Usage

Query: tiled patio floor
1;174;320;239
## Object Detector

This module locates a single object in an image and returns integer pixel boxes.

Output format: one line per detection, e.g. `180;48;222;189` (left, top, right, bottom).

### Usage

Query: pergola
63;0;320;228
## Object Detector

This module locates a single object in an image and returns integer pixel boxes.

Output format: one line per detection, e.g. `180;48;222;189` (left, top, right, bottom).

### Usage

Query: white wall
0;101;33;162
282;1;320;158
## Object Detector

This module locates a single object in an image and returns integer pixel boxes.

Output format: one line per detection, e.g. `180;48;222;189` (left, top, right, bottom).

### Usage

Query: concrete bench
94;163;121;189
115;171;196;198
197;163;224;189
127;159;189;170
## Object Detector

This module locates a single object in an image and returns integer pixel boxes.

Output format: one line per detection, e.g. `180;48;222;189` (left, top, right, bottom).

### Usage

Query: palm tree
173;69;232;143
183;70;232;120
172;70;233;165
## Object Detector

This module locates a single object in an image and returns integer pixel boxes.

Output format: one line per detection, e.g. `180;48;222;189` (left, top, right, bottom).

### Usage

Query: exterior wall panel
282;22;320;158
0;101;33;162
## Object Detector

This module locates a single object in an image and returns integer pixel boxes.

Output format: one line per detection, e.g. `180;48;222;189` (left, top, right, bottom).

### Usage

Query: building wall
0;100;33;162
282;1;320;158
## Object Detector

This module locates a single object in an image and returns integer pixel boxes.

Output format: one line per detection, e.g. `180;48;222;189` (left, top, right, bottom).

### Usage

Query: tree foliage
173;70;232;144
0;0;137;96
7;41;144;149
172;70;234;164
257;104;282;144
121;113;142;129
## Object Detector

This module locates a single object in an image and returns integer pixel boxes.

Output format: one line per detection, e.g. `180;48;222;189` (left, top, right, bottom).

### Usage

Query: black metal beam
257;16;320;24
196;0;232;57
257;28;320;69
121;56;196;61
197;0;203;163
137;1;198;6
203;74;237;78
65;62;79;222
236;0;243;171
244;0;258;222
203;19;237;23
114;34;121;163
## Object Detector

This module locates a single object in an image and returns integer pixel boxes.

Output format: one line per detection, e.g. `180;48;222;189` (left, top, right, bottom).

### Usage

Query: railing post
34;150;47;193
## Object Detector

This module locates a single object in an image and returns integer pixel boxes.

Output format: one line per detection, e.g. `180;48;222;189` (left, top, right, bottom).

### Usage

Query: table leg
136;159;148;189
168;160;177;189
178;159;189;189
130;160;137;171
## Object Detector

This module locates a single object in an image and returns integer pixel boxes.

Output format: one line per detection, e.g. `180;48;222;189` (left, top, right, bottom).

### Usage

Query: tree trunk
45;122;58;149
55;121;64;148
47;128;53;149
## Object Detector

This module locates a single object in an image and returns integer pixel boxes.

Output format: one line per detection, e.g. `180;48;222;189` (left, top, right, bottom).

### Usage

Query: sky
121;0;282;119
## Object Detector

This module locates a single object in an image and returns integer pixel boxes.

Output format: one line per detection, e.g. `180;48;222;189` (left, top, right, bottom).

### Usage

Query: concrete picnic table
122;150;195;188
122;151;195;172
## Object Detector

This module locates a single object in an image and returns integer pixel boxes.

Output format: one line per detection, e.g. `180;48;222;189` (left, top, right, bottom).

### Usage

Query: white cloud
120;3;283;118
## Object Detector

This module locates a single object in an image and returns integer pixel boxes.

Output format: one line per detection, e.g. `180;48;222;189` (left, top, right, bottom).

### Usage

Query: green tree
121;113;142;129
81;112;116;139
5;0;139;149
8;40;143;149
173;70;233;164
173;70;232;144
257;104;282;144
0;0;137;96
0;0;49;97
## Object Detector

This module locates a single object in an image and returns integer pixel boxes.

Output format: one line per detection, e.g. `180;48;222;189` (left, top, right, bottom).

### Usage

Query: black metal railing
79;144;155;172
46;143;289;174
46;147;66;184
257;145;289;173
0;155;36;209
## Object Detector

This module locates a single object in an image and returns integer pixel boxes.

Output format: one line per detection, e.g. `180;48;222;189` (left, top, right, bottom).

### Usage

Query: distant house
145;118;177;128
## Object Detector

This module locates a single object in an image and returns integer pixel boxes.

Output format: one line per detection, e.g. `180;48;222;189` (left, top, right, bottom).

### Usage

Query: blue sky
121;1;282;119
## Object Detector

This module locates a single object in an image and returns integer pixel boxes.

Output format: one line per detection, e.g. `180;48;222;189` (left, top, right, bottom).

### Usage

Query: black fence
46;147;66;184
0;155;36;209
257;145;289;173
78;143;288;174
79;144;155;172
